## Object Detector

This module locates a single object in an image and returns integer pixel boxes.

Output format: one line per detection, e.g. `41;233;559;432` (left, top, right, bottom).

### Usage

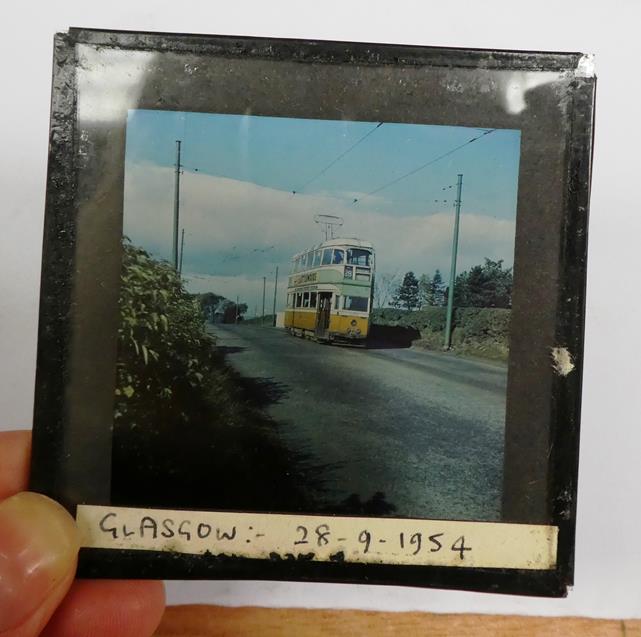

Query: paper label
76;505;557;570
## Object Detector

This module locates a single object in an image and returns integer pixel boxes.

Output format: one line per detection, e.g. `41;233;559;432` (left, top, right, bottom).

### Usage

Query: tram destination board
31;28;595;596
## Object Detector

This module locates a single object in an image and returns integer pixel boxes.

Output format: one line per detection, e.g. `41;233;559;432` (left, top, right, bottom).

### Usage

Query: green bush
458;307;510;341
115;242;213;428
372;307;447;332
112;242;322;512
372;306;510;360
370;308;413;326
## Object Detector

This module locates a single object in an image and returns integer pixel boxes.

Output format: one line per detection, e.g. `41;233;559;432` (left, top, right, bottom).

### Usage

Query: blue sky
123;110;520;313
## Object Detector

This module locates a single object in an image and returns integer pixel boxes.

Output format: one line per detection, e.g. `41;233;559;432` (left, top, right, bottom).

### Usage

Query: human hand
0;431;165;636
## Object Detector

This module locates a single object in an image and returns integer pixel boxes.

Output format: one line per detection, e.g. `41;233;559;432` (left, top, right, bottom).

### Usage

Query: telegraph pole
235;295;239;324
444;174;463;349
261;277;267;326
178;228;185;275
272;266;279;326
171;140;182;269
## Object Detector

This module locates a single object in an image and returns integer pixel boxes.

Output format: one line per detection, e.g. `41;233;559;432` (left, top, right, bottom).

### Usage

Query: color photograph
113;109;521;522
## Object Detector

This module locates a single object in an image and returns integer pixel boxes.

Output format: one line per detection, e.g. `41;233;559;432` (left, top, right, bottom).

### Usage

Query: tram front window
346;248;371;267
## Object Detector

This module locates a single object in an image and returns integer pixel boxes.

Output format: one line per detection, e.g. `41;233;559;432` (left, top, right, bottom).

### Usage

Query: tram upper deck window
332;249;344;264
313;250;322;267
322;248;333;265
346;248;371;267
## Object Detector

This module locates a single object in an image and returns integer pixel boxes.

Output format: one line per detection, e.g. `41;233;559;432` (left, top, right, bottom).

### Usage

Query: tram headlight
350;319;357;326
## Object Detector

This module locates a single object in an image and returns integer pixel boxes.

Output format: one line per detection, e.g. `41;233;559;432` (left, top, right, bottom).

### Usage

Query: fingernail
0;492;80;631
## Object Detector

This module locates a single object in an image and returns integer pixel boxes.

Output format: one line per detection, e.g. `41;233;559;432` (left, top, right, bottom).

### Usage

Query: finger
0;492;80;637
41;579;166;637
0;431;31;499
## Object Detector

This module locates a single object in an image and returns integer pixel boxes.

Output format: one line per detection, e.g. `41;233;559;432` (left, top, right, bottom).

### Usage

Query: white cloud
124;162;516;302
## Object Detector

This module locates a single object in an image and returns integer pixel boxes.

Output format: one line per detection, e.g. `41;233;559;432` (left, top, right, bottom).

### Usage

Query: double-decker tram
284;238;375;344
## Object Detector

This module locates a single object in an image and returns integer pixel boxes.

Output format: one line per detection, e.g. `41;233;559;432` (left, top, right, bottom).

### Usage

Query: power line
352;129;495;205
293;122;383;195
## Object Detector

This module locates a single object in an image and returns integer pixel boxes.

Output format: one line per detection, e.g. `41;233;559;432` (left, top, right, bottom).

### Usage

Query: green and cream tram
284;238;374;344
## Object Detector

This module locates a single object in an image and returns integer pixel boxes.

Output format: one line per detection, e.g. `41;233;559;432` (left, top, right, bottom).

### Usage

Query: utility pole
261;277;267;326
171;140;182;269
272;266;279;326
444;173;463;349
235;295;239;324
178;228;185;275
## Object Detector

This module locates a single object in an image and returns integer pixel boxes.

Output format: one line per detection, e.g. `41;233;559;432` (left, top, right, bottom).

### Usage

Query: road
208;324;507;521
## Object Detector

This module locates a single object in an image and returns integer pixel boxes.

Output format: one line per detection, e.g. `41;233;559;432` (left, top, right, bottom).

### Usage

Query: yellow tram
284;238;375;344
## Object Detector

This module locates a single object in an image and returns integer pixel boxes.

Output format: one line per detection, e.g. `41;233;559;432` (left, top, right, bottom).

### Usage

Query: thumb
0;493;80;637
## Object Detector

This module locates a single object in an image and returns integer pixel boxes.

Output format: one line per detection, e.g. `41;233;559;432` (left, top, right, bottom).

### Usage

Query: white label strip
76;505;558;570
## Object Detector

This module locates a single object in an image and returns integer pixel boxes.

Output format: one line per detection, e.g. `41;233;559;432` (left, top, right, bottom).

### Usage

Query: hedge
371;307;510;360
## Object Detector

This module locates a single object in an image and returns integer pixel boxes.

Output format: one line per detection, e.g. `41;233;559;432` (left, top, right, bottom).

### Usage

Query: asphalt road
208;324;507;521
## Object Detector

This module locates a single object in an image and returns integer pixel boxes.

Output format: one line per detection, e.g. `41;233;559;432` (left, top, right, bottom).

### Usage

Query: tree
480;258;512;307
223;302;248;323
374;272;400;308
431;270;446;306
198;292;226;322
452;270;470;307
450;258;513;308
418;274;433;308
392;271;420;311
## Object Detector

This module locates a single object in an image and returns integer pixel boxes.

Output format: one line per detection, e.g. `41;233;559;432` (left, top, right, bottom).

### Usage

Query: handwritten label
76;506;557;570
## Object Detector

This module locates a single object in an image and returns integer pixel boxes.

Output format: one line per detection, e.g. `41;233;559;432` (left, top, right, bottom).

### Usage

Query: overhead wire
292;122;384;195
352;129;496;205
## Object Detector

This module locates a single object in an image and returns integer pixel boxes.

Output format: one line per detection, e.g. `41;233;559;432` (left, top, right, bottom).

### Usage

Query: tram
284;238;375;344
